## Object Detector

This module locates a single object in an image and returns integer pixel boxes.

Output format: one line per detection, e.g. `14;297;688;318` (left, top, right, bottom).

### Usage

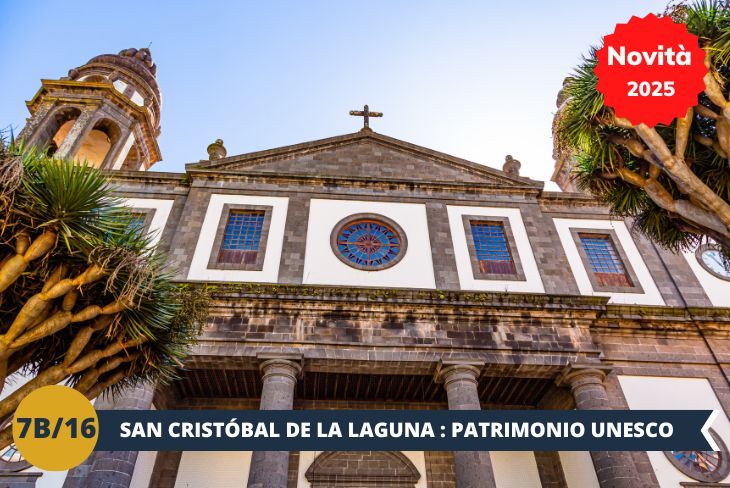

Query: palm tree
554;1;730;260
0;137;207;449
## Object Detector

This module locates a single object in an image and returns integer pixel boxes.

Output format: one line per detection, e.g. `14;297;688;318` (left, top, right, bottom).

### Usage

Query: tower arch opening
75;119;121;168
120;141;142;170
44;107;82;156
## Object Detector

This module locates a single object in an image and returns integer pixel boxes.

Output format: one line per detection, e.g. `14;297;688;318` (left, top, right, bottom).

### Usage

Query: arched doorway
305;451;421;488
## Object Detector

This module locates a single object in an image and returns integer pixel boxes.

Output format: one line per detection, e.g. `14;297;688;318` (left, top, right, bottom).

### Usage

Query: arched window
120;142;141;170
78;74;108;83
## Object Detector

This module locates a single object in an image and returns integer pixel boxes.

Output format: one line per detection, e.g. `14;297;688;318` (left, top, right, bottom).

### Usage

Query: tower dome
66;48;162;131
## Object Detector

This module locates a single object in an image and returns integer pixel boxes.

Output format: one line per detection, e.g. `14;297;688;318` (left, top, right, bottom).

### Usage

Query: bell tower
551;79;581;193
19;48;162;171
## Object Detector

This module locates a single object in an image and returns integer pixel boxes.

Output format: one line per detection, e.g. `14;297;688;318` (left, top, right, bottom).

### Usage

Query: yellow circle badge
12;385;98;471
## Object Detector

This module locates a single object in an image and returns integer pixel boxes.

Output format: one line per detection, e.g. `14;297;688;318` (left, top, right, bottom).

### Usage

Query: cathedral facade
6;49;730;488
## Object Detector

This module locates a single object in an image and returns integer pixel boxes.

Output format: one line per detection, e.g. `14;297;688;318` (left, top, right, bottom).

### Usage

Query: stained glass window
665;430;730;482
218;210;265;265
335;218;402;270
670;450;722;479
579;234;632;287
470;221;516;275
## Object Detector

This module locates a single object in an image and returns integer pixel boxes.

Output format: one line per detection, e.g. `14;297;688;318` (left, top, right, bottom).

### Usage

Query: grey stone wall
0;473;43;487
108;155;715;307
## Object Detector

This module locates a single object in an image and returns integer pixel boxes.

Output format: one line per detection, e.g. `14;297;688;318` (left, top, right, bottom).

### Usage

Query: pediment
188;131;542;188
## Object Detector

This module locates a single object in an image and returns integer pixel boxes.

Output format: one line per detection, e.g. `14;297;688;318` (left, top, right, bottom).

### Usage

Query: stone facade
8;49;730;488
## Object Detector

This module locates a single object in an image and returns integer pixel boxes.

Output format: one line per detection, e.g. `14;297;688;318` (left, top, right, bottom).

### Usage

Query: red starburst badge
594;13;707;127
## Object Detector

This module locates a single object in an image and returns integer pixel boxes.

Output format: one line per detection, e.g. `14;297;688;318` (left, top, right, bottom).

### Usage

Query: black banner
95;409;717;452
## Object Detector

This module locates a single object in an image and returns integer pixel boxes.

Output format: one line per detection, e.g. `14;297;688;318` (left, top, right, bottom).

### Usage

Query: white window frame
553;218;664;305
187;194;288;283
447;205;545;293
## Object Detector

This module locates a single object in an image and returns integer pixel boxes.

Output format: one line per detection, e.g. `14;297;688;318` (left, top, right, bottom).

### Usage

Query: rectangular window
579;233;632;287
470;221;517;275
127;213;147;238
217;210;265;265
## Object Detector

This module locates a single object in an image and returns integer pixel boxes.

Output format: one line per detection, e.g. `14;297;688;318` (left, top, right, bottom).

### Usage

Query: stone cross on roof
349;104;383;130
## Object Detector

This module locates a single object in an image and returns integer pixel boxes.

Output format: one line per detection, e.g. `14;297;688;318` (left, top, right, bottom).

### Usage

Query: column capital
257;353;303;381
434;360;483;386
556;362;612;389
78;103;102;113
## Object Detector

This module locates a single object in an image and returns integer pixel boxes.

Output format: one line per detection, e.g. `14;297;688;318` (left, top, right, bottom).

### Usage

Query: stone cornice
106;166;548;197
186;168;544;196
540;191;598;203
603;303;730;323
102;168;631;207
190;281;609;313
196;282;608;309
591;304;730;337
106;169;188;185
183;282;730;334
106;172;189;198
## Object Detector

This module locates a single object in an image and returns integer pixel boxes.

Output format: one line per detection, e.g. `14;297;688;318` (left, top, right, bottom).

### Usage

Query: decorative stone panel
305;451;420;488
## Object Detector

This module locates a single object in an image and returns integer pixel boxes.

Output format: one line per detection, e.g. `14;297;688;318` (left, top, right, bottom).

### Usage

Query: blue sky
1;1;668;186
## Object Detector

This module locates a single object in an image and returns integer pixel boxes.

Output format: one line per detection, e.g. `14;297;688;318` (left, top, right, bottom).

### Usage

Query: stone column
247;357;302;488
558;364;643;488
104;126;134;170
54;107;98;160
19;100;55;148
63;382;154;488
437;362;497;488
148;451;182;488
